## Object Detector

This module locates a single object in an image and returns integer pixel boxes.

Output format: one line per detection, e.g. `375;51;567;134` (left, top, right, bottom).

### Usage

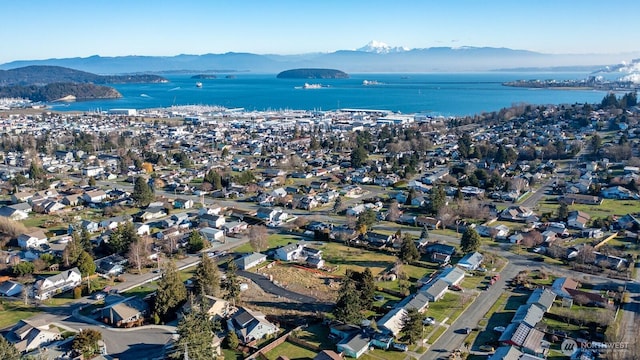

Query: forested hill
0;65;167;86
276;68;349;79
0;83;122;102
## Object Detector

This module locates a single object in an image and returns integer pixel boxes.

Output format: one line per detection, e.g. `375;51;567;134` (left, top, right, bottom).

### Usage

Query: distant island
0;65;167;86
191;74;217;79
0;83;121;102
0;65;165;102
503;77;639;91
276;68;349;79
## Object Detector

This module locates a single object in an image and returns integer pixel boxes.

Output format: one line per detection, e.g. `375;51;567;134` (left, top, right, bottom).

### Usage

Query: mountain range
1;41;638;74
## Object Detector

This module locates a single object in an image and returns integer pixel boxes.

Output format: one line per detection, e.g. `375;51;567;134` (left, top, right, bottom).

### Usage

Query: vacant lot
260;262;340;302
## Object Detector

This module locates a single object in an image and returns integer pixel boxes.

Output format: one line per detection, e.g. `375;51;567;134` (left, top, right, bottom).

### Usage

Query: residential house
0;206;28;221
235;252;267;270
551;277;579;299
200;213;226;228
95;255;127;276
134;223;150;236
337;332;370;359
377;307;407;337
498;322;547;357
200;227;225;242
560;194;603;205
438;266;465;286
80;220;99;233
602;186;639;200
499;206;535;222
567;211;590;230
100;215;132;230
81;189;108;204
488;346;524;360
511;304;544;328
457;251;484;271
314;350;344;360
365;232;393;247
136;206;167;222
173;198;194;209
6;320;61;353
100;296;149;327
61;193;82;206
17;229;48;249
223;220;249;234
401;292;430;313
526;288;556;312
256;207;287;223
274;243;304;261
33;267;81;300
227;307;279;344
0;280;23;297
421;279;449;302
12;191;34;204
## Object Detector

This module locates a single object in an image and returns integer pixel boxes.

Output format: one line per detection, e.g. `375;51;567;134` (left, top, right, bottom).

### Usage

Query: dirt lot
255;262;340;303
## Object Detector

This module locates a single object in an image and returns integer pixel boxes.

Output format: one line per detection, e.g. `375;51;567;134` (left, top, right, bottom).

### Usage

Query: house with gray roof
438;266;465;286
227;306;278;344
337;332;370;359
526;288;556;312
234;252;267;270
511;304;544;328
457;251;484;271
421;279;449;302
274;243;303;261
377;307;406;337
488;346;524;360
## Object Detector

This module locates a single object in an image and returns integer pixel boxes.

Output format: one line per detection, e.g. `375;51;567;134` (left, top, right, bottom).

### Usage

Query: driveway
238;270;323;304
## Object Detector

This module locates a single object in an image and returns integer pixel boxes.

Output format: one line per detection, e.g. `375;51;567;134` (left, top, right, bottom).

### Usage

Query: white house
200;227;225;242
274;243;304;261
81;189;108;204
82;166;104;177
457;251;484;271
0;206;28;221
17;230;48;249
34;267;82;300
227;307;279;344
377;307;407;337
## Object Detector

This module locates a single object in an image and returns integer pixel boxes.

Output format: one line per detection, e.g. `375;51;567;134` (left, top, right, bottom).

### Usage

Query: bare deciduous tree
249;225;269;252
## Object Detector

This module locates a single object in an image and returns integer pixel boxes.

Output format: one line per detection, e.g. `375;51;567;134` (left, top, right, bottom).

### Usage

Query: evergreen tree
187;230;206;253
429;185;446;215
0;333;20;360
460;228;481;254
154;261;187;322
333;277;361;324
399;233;420;263
358;268;376;311
132;176;154;206
401;308;423;344
420;226;430;240
107;222;140;254
350;146;368;168
557;202;569;221
225;330;239;350
356;209;377;229
224;260;240;305
79;227;93;254
193;253;220;297
171;309;216;360
333;195;343;213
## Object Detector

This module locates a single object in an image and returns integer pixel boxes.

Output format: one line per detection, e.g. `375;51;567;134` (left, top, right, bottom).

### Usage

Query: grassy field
221;349;244;360
537;197;640;220
320;243;398;276
0;301;41;330
427;292;464;323
426;325;448;345
361;348;413;360
265;341;316;360
292;324;333;349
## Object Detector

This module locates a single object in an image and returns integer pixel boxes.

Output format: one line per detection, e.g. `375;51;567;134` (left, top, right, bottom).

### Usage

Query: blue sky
2;0;638;64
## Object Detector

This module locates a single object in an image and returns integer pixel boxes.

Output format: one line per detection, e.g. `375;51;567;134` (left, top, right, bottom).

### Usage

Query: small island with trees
0;65;167;102
276;68;349;79
191;74;217;79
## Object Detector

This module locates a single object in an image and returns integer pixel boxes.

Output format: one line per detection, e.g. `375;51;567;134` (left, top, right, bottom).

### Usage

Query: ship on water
195;82;203;88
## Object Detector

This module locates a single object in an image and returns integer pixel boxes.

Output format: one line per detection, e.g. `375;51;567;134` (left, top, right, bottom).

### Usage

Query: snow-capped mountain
356;40;409;54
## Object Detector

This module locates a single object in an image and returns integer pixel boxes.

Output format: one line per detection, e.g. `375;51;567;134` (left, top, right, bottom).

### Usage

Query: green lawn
426;325;447;345
265;341;316;360
221;349;244;360
361;348;413;360
292;324;333;349
536;198;640;220
426;292;464;323
0;301;41;330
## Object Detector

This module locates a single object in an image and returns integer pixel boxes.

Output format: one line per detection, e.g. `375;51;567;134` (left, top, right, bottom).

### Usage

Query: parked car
391;342;408;352
449;284;463;291
423;317;436;325
479;345;495;352
493;326;506;333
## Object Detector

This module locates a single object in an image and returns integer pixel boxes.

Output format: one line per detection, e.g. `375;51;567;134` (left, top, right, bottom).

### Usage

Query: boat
195;82;203;88
362;80;381;86
303;83;324;89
